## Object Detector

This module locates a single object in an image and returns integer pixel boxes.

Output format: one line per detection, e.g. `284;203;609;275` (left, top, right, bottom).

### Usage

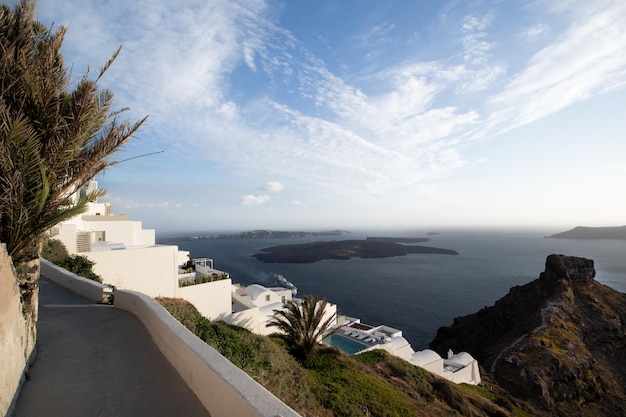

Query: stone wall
0;243;36;417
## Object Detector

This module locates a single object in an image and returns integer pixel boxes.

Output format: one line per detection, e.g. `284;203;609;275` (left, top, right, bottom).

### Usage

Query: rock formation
430;254;626;416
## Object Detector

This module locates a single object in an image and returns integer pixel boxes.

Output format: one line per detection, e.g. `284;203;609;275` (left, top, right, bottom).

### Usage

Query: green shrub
41;237;70;264
354;349;386;365
178;272;229;287
59;255;102;283
41;238;103;283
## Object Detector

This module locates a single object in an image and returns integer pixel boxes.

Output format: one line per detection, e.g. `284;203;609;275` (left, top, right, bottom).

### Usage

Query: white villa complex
50;181;480;386
49;181;231;320
228;283;337;336
49;181;335;329
325;317;482;385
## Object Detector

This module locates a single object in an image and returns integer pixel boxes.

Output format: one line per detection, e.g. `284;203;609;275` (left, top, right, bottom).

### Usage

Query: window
265;294;270;302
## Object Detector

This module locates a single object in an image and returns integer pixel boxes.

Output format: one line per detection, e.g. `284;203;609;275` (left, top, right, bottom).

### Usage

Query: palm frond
267;295;338;360
0;0;146;263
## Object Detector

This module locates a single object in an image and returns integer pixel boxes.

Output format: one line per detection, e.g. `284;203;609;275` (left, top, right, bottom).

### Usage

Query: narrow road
13;276;211;417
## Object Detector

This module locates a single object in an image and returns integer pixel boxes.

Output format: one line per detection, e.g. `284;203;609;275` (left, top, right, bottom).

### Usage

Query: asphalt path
12;276;211;417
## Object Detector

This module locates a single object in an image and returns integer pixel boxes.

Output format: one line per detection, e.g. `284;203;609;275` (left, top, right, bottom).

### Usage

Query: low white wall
115;289;300;417
38;262;299;417
86;245;178;298
176;278;232;321
41;259;110;303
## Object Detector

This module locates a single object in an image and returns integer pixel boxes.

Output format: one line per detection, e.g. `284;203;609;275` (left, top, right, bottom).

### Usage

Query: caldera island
252;236;458;263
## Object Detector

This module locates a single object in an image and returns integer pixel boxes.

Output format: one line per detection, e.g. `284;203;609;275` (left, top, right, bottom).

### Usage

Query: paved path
12;276;211;417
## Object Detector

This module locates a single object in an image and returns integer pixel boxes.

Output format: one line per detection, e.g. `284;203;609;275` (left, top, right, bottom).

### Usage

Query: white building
49;181;231;320
326;316;481;385
228;284;338;337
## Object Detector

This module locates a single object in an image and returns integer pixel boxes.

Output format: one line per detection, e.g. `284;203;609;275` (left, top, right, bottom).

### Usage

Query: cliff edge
430;254;626;416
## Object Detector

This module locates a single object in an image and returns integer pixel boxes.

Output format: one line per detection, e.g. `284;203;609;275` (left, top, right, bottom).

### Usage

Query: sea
164;228;626;350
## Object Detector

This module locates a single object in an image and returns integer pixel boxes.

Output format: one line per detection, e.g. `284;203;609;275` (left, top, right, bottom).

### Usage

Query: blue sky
33;0;626;233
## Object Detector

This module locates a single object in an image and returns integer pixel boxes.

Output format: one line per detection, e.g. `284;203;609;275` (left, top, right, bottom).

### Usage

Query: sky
30;0;626;233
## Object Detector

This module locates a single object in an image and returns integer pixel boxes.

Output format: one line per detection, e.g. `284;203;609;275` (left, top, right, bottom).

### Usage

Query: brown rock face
540;254;595;289
430;254;626;417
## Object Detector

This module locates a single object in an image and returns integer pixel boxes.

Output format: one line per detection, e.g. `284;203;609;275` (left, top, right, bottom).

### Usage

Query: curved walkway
12;276;211;417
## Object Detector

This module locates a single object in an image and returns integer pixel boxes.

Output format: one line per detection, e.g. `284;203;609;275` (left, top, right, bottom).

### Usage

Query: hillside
430;254;626;416
548;225;626;239
158;298;541;417
158;254;626;416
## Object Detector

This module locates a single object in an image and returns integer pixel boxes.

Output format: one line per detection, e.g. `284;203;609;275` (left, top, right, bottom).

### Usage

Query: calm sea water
166;229;626;349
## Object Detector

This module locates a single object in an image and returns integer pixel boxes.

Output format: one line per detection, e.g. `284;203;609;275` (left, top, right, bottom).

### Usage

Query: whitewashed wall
177;278;232;321
87;245;179;297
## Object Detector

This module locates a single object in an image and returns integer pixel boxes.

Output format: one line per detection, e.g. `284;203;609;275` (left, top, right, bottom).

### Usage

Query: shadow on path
13;276;211;417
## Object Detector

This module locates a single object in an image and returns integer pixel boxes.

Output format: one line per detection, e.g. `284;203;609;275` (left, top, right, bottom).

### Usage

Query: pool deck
324;320;401;355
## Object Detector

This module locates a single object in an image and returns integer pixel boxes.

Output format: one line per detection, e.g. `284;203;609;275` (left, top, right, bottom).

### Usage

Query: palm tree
267;295;338;361
0;0;147;327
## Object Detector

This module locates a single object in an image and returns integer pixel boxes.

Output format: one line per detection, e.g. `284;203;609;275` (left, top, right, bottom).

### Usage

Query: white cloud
264;181;284;192
461;12;495;64
38;0;626;226
485;1;626;135
520;23;549;41
242;194;270;206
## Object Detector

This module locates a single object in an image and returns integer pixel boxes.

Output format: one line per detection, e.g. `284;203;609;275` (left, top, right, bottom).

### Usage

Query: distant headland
547;225;626;240
252;236;458;263
157;229;349;243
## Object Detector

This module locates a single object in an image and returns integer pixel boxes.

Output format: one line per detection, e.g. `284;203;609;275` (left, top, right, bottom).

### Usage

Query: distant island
157;229;349;243
252;236;458;263
547;225;626;240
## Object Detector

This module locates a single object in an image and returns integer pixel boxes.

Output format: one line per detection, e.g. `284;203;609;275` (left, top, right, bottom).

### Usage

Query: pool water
323;334;368;355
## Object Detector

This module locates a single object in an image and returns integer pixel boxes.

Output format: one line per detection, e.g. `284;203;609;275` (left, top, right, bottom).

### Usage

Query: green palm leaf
267;295;338;361
0;0;146;319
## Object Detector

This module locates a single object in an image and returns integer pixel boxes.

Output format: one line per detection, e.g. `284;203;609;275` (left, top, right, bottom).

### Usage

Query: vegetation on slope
157;297;534;417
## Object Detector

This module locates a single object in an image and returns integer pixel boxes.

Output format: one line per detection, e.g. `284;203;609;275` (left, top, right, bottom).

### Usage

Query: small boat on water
274;273;297;295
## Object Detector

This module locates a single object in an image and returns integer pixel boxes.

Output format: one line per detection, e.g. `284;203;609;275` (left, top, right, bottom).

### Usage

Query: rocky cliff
430;254;626;416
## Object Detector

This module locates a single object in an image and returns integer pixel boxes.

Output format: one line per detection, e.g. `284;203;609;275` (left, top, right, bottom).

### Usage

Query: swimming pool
323;334;369;355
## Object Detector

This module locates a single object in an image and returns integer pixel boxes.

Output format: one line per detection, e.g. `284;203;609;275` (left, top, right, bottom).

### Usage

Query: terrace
326;316;482;385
